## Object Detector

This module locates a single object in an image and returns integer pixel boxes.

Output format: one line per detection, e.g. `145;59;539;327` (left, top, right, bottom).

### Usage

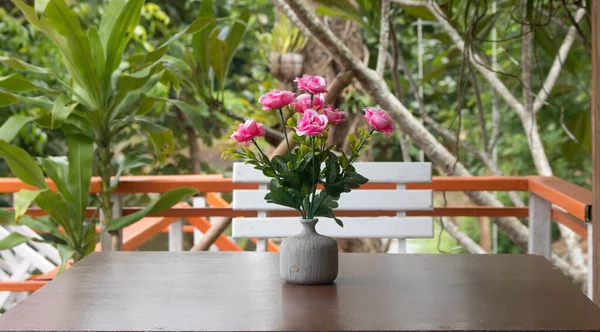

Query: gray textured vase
279;218;338;285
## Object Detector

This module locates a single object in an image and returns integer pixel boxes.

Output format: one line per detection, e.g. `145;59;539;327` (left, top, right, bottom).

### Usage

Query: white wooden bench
0;225;59;312
231;162;434;253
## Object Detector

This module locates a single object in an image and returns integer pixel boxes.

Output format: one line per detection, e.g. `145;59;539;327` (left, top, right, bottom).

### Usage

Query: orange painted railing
0;175;591;292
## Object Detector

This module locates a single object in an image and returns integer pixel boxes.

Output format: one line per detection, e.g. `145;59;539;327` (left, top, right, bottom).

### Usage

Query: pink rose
364;107;395;137
322;104;345;124
294;74;328;94
258;90;295;110
293;93;324;113
296;109;328;137
231;119;266;146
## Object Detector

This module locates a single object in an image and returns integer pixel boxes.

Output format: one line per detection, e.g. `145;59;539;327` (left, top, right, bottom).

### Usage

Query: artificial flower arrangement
222;74;395;226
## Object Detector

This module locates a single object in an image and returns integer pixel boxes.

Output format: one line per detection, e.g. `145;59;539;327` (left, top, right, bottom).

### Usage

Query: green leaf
45;0;101;107
313;0;363;21
0;56;50;74
208;29;228;85
102;0;144;89
0;140;48;189
169;99;209;140
315;5;360;21
35;190;71;233
402;6;436;20
18;95;54;109
57;244;75;274
0;91;19;107
325;151;339;184
88;26;106;79
51;94;78;129
67;134;93;229
98;0;125;46
225;9;249;62
0;73;56;93
106;187;198;231
35;0;50;13
20;215;57;234
191;0;215;76
111;154;151;188
334;217;344;227
136;96;161;116
0;209;16;224
14;189;42;222
0;114;35;142
110;69;165;121
0;232;31;250
138;120;174;166
264;179;299;210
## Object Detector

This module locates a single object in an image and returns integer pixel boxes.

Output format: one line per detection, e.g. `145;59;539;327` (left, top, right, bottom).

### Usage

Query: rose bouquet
222;74;395;226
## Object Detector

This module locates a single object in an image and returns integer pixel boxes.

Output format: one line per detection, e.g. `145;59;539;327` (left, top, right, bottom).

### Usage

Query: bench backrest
231;162;434;253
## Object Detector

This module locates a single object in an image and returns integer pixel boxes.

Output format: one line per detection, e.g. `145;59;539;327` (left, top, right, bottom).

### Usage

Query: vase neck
300;218;318;234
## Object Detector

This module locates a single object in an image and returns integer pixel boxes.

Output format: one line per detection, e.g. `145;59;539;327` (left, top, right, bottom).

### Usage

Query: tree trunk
176;109;201;174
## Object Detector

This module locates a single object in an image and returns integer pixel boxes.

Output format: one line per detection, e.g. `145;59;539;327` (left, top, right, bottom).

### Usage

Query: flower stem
278;108;295;170
253;140;306;219
310;136;316;218
341;129;375;178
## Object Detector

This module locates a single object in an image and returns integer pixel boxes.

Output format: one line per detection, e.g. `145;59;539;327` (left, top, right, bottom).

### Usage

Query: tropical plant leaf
0;114;35;142
208;30;228;87
35;190;72;236
111;154;152;188
136;96;161;116
106;187;198;231
39;156;70;199
169;99;209;140
0;56;50;74
57;244;75;274
51;94;78;129
0;232;31;250
66;134;93;233
98;0;125;46
87;26;106;79
44;0;101;107
14;189;42;222
20;215;56;234
313;0;363;21
138;120;174;166
0;140;48;189
0;91;19;107
102;0;144;92
0;73;56;93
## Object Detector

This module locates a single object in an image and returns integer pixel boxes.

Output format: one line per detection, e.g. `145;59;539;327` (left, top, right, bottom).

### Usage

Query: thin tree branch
470;71;488;150
533;7;586;113
376;0;391;76
425;0;553;176
437;217;488;254
560;0;591;51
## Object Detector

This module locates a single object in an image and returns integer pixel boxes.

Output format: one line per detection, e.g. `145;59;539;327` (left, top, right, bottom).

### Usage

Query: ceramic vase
279;218;338;285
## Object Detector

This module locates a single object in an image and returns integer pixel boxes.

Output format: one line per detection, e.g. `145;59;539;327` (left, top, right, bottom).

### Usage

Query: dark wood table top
0;252;599;332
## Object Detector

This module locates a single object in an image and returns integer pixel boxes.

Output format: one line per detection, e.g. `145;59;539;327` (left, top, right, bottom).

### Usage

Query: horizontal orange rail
528;176;591;222
0;176;529;193
21;206;529;218
552;207;588;238
0;281;46;292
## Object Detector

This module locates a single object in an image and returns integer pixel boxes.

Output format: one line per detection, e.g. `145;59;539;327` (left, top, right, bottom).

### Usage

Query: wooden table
0;252;599;332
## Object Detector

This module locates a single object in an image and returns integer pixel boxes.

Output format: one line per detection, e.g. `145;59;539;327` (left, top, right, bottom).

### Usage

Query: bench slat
232;217;433;238
232;189;432;211
233;162;432;184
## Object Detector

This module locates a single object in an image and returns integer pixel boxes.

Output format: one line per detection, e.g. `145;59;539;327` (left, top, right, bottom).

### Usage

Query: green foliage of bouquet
223;74;395;225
